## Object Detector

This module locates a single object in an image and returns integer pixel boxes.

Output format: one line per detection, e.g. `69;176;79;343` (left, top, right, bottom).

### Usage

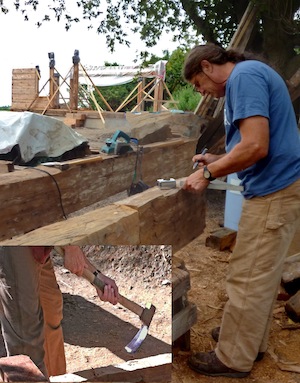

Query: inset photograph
0;245;171;382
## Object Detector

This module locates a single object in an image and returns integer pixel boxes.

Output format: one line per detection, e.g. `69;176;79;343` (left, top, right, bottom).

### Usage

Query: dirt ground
173;189;300;383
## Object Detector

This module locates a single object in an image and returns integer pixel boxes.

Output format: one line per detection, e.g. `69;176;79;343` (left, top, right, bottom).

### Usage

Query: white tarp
79;61;167;87
89;76;135;87
0;111;88;163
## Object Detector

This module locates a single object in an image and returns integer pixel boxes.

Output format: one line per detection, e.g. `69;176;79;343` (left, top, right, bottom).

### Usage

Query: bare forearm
208;141;266;178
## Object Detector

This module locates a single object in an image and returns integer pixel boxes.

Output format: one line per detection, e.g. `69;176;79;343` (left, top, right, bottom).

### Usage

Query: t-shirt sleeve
228;73;270;125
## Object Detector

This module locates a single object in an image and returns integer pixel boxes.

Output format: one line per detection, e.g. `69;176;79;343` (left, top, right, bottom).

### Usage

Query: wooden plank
172;267;191;302
0;184;206;251
51;353;172;382
43;155;103;170
172;302;197;341
0;355;47;382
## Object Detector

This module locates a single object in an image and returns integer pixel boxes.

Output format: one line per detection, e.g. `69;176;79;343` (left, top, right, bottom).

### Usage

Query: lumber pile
11;69;40;111
63;113;86;129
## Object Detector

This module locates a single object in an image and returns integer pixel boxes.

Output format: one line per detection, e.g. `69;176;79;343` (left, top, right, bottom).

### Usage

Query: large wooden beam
0;181;206;252
50;353;172;382
0;138;197;241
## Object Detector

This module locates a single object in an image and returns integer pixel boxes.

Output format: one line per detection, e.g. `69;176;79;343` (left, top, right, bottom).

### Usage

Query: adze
82;268;156;353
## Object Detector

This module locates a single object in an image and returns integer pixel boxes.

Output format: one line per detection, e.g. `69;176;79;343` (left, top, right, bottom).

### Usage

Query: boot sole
188;360;250;378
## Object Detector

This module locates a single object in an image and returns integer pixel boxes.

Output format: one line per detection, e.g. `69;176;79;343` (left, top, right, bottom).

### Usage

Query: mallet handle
83;268;144;318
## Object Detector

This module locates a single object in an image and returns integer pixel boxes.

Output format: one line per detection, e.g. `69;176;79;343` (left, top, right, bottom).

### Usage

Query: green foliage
5;2;299;77
3;1;300;51
0;106;10;110
6;1;299;79
165;47;188;93
94;80;139;112
167;84;201;112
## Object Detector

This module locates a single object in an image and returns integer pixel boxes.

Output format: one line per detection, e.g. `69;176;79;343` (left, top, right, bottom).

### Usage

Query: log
0;184;206;252
50;353;172;382
0;137;197;241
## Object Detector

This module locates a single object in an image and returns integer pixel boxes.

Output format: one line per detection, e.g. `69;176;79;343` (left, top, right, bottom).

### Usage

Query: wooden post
53;73;60;108
70;50;79;111
153;78;164;112
49;67;56;108
48;52;56;109
137;77;145;112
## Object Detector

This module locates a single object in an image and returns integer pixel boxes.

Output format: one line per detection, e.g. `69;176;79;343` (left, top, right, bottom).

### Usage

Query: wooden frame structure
11;52;177;117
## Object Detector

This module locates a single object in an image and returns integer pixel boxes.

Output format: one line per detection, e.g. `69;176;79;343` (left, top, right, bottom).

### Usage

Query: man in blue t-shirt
182;43;300;378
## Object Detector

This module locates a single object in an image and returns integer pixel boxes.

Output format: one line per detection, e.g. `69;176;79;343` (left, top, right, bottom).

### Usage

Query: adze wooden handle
53;247;146;322
82;268;144;319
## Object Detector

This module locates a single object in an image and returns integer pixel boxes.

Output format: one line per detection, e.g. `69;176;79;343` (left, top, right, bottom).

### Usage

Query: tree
2;0;300;78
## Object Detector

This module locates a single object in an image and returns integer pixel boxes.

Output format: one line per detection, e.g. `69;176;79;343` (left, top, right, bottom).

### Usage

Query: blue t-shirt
224;60;300;198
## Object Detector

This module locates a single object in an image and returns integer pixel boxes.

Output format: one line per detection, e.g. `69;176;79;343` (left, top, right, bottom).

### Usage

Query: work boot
211;327;265;362
188;350;250;378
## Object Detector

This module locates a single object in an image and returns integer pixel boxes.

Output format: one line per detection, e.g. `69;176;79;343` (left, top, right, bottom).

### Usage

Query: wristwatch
203;166;216;181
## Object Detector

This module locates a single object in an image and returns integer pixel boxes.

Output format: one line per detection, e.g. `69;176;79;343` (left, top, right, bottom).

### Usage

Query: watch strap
204;166;216;181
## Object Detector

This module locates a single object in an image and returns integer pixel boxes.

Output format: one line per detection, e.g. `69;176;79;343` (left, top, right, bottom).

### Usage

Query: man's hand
192;152;222;169
63;246;87;276
95;273;119;305
182;169;210;193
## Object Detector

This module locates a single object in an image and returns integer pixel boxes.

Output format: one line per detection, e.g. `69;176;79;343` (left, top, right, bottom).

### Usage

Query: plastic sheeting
89;76;134;87
0;111;88;163
80;61;167;86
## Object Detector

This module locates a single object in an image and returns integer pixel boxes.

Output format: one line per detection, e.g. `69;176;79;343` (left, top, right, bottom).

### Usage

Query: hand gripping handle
83;268;144;318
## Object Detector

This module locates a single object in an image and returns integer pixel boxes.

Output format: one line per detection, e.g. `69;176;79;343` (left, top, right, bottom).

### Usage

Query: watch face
203;167;211;179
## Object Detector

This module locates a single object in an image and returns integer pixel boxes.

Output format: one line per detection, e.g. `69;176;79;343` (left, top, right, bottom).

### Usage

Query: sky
0;4;179;106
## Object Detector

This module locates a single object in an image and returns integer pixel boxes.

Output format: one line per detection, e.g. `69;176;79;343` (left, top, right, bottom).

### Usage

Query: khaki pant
0;247;66;378
216;179;300;372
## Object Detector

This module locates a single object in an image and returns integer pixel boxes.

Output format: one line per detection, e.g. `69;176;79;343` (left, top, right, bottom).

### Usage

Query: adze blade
125;324;149;353
78;267;156;352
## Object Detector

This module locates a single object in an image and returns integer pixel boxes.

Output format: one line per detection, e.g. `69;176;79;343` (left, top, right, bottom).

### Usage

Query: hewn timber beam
0;138;197;241
0;181;206;252
50;353;172;382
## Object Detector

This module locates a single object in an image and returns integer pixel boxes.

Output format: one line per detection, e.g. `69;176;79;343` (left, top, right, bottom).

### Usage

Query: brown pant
215;179;300;372
0;247;66;378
